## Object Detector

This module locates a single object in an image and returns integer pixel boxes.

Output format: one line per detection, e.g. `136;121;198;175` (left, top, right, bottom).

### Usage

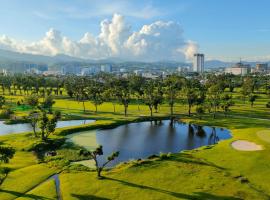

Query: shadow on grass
71;194;110;200
0;189;53;200
169;153;226;170
104;177;242;200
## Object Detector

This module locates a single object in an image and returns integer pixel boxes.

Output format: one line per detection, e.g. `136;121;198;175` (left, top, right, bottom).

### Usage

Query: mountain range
0;49;266;72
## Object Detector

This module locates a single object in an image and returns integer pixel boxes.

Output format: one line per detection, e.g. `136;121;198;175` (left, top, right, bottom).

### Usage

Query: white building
193;53;204;73
134;70;143;76
101;64;112;73
81;66;101;76
177;66;190;73
225;62;250;75
120;68;127;73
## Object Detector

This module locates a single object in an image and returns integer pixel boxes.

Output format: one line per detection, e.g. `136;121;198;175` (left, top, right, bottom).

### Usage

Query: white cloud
0;14;198;62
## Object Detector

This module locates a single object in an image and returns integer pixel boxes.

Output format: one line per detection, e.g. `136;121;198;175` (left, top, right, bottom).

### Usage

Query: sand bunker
231;140;263;151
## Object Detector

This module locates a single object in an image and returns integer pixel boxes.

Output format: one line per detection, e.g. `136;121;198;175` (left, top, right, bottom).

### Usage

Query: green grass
16;179;57;200
0;89;269;199
0;164;56;200
60;154;263;200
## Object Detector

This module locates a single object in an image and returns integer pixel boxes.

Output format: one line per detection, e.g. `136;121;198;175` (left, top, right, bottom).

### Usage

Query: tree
143;79;163;117
248;94;258;107
41;95;55;113
86;80;105;113
115;78;131;117
241;77;254;103
25;94;39;109
0;145;15;163
182;79;204;116
129;75;145;111
163;75;182;117
28;111;39;137
207;85;222;119
196;106;204;119
79;145;119;178
38;110;61;141
0;96;5;109
220;94;234;117
74;78;88;113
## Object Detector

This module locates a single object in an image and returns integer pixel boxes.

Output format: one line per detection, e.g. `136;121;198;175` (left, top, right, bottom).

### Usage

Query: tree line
0;73;269;119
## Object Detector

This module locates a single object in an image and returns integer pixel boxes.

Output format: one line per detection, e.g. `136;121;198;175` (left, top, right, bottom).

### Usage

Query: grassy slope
0;164;56;200
60;154;263;200
16;179;57;200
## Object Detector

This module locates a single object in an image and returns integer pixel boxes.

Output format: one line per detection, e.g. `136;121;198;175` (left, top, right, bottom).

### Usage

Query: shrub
159;152;171;160
266;102;270;108
0;108;14;119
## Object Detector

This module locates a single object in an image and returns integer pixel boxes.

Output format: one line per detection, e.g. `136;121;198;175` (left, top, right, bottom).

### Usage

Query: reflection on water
0;119;95;135
69;120;231;166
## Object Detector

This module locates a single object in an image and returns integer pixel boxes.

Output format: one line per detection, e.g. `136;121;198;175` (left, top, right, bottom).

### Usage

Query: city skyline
1;0;270;62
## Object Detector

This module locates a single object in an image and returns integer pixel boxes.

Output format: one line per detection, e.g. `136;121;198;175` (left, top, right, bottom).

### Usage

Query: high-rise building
101;64;112;73
193;53;204;73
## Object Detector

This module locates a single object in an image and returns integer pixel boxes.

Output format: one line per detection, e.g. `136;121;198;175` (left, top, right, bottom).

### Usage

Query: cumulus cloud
0;14;198;62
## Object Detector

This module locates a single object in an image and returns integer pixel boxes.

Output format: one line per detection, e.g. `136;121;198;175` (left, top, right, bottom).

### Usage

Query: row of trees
0;73;269;118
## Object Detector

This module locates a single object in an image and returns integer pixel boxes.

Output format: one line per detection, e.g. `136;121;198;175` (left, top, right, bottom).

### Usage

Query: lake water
0;119;95;135
67;120;231;166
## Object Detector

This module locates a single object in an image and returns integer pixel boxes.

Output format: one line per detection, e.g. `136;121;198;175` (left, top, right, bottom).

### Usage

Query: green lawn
0;164;56;200
0;90;269;200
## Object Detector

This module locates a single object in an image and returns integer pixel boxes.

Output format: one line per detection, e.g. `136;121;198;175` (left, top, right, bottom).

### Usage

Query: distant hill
0;49;86;64
205;60;233;68
0;48;268;72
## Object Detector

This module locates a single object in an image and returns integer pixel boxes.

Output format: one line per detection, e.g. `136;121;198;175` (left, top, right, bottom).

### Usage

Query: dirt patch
231;140;263;151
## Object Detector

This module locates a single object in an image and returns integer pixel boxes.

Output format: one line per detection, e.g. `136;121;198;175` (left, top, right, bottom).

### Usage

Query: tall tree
220;94;234;117
143;79;163;117
87;80;105;113
207;85;222;118
0;96;5;109
163;75;182;117
38;110;61;141
115;78;131;117
129;75;145;111
28;111;40;137
74;77;88;113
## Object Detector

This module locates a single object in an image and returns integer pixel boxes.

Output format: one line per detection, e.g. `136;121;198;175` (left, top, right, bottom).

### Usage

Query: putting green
66;130;98;150
257;129;270;143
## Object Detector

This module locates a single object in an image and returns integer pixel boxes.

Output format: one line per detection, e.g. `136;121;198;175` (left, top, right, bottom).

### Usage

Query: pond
67;120;231;167
0;119;95;135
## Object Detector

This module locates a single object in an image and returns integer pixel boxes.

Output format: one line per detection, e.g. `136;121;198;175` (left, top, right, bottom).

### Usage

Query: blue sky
0;0;270;61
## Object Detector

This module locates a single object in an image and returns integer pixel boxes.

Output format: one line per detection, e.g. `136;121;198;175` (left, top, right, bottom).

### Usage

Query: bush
0;108;14;119
266;102;270;108
159;152;171;160
45;155;70;168
29;138;66;153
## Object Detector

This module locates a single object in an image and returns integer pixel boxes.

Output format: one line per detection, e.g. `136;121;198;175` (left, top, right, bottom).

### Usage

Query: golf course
0;74;269;200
